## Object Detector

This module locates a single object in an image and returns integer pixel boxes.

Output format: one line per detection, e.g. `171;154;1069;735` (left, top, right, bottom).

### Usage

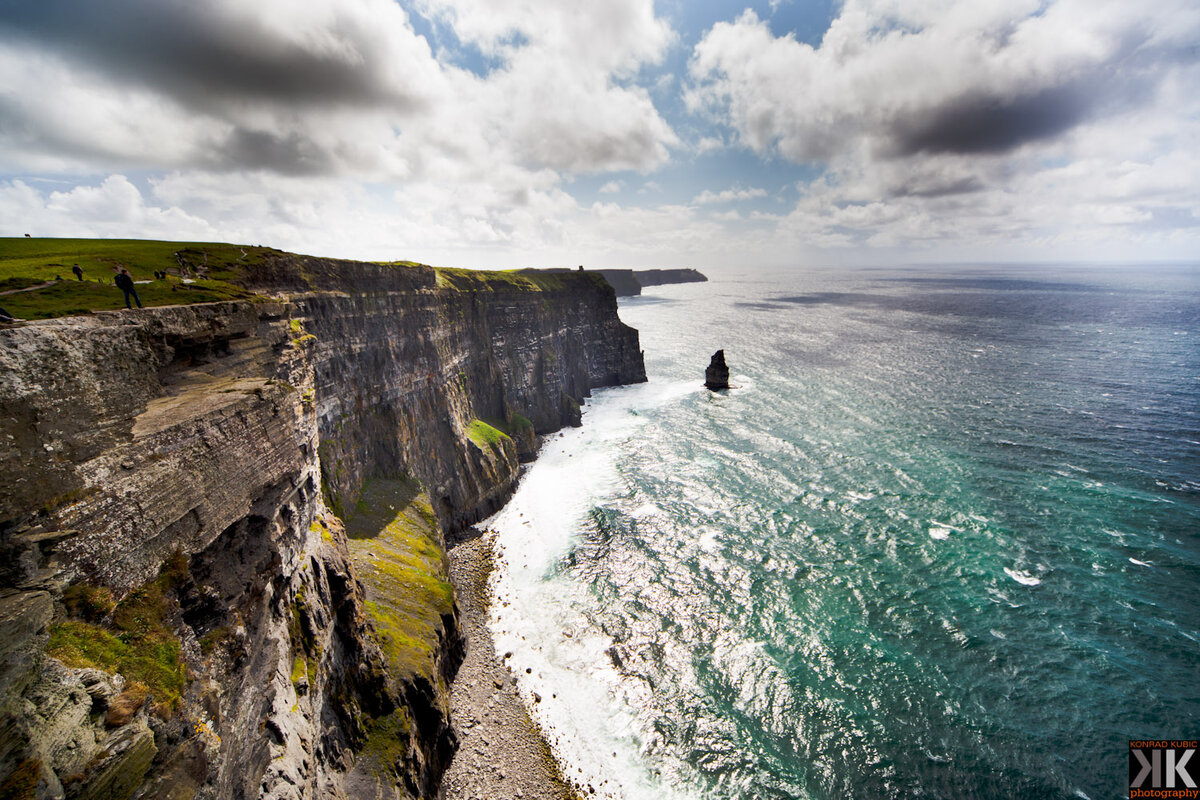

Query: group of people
3;263;173;322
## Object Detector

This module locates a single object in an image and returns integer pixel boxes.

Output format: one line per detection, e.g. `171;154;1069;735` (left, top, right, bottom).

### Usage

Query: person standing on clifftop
114;268;142;309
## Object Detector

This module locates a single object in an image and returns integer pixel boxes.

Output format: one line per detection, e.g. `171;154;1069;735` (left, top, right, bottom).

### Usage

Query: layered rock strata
0;256;645;799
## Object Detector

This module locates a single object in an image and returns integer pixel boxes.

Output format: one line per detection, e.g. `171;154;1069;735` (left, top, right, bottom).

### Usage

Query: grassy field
0;237;272;319
0;237;604;321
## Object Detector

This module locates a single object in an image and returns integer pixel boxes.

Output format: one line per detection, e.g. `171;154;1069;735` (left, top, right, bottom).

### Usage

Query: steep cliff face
301;268;643;532
593;268;707;298
633;268;707;288
0;257;644;800
594;269;642;297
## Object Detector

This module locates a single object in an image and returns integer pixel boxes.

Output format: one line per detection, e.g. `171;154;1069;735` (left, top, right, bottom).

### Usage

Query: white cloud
0;0;677;179
2;176;215;240
428;0;678;173
2;0;1197;267
689;1;1199;162
0;0;688;266
414;0;673;73
685;0;1200;255
693;187;767;204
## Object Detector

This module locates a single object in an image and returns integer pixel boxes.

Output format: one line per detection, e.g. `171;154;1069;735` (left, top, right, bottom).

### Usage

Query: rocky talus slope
0;254;644;800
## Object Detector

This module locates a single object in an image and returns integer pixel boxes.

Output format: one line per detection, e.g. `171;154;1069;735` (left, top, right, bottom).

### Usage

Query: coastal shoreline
442;527;582;800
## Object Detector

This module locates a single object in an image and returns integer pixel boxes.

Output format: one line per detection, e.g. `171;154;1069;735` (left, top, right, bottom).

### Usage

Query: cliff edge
0;247;645;800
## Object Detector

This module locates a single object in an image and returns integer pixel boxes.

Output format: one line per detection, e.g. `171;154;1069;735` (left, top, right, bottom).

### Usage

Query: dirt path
0;280;57;296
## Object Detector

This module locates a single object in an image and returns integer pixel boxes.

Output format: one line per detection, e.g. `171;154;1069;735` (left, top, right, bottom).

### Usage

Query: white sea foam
1129;558;1153;568
1004;567;1042;586
928;520;962;540
697;527;721;553
487;380;703;800
630;502;659;519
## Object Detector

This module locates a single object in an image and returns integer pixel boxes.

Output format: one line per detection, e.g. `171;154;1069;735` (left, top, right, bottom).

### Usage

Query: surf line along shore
441;526;584;800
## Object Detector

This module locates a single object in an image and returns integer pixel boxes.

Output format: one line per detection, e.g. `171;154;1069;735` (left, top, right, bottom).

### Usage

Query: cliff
0;250;645;800
515;268;706;299
594;268;707;297
633;268;707;289
593;270;642;297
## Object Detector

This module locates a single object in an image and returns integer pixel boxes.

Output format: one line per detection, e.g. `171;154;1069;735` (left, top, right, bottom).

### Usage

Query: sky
1;0;1198;270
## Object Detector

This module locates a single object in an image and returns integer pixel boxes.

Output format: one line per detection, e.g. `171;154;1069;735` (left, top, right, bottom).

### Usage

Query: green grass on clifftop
435;266;608;292
0;237;272;319
0;237;608;321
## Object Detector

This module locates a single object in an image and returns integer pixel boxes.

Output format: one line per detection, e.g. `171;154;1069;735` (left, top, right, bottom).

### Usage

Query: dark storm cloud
889;80;1101;156
884;34;1187;158
691;5;1198;180
0;0;427;112
202;128;338;176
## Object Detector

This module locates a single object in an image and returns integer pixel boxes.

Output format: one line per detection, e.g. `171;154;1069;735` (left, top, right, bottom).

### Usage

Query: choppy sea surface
486;265;1200;800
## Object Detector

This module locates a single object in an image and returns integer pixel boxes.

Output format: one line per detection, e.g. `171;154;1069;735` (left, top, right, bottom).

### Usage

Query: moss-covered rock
47;556;188;713
345;478;454;681
64;719;156;800
342;477;460;797
465;419;509;451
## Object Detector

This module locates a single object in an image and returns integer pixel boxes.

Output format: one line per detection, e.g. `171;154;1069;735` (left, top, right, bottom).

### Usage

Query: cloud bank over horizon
1;0;1196;268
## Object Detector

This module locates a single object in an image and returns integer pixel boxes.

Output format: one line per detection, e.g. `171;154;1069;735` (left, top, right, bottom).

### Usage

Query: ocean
486;265;1200;800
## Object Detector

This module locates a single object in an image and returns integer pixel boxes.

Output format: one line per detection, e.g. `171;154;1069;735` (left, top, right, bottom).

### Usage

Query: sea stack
705;349;730;390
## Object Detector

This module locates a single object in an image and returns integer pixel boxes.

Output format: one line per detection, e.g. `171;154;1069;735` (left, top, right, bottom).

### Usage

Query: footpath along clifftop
0;240;645;800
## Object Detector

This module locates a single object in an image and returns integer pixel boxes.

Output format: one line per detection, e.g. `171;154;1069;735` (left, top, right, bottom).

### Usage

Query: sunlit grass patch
0;237;268;319
466;418;510;450
343;477;453;680
46;552;189;713
433;266;608;292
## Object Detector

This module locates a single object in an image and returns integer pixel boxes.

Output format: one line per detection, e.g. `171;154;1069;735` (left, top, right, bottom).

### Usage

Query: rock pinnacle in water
705;349;730;390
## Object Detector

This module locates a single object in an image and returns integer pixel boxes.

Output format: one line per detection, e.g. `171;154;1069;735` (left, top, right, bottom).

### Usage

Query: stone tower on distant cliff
705;350;730;390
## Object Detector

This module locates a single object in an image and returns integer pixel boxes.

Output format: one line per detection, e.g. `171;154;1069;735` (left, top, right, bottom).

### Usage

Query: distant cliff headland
519;266;707;297
602;268;708;297
0;239;645;799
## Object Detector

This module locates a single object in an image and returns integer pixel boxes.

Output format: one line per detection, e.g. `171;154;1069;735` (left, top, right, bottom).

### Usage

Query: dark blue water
491;265;1200;800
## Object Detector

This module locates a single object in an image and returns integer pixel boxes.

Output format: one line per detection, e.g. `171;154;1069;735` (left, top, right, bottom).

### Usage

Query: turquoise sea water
488;265;1200;800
